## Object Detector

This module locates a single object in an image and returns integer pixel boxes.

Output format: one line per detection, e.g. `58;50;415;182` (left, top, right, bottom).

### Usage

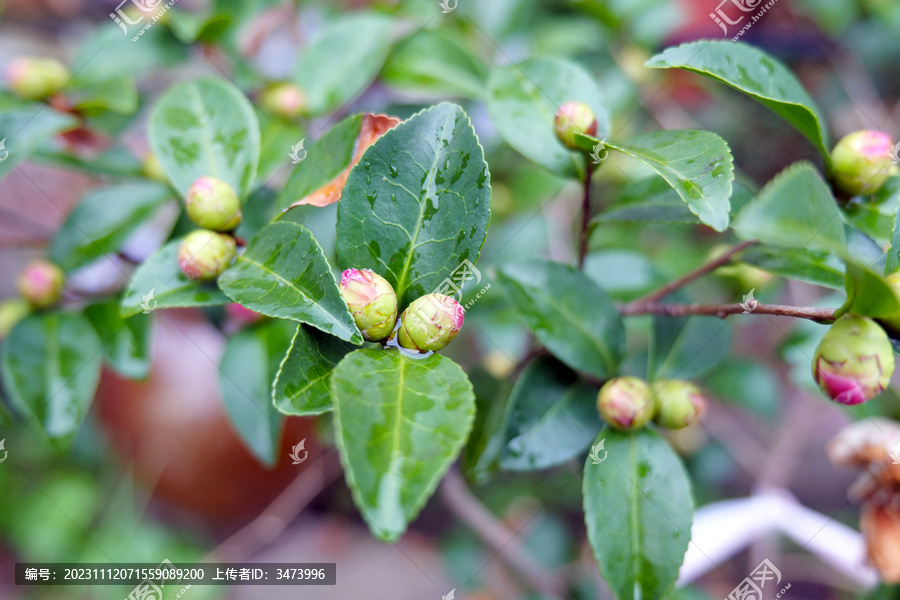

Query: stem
630;240;757;305
619;301;835;322
578;161;594;269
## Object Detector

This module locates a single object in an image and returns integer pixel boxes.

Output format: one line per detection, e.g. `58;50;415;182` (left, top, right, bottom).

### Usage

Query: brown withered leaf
290;113;401;209
863;503;900;583
827;417;900;488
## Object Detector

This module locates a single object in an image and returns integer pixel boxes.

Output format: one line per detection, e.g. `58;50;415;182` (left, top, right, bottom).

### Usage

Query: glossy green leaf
496;260;624;379
167;10;232;43
382;31;488;99
50;182;174;272
332;348;475;542
486;57;609;177
121;239;229;318
218;319;293;465
255;111;304;187
84;298;151;380
70;75;139;115
277;114;362;211
294;13;394;115
883;177;900;274
336;103;491;306
218;218;363;343
235;187;279;243
0;108;77;182
648;313;732;381
499;358;601;471
646;40;831;160
583;427;693;600
273;324;356;416
461;368;514;484
149;77;260;197
0;312;103;440
734;162;846;256
843;260;900;318
738;245;844;290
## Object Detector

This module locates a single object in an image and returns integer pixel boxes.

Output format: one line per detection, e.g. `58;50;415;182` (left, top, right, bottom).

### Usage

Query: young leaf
499;358;601;472
217;219;363;344
486;57;609;178
332;348;475;542
648;313;732;381
583;427;694;600
149;77;261;196
272;324;356;416
496;260;625;379
50;182;174;272
738;245;844;290
121;239;229;318
84;298;151;380
218;319;294;466
336;103;491;306
0;108;78;183
646;40;831;161
843;260;900;318
0;312;103;441
734;162;846;256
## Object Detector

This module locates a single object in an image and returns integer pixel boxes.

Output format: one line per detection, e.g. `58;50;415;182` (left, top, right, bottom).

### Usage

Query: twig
440;468;566;596
619;301;835;322
578;161;594;269
630;240;757;305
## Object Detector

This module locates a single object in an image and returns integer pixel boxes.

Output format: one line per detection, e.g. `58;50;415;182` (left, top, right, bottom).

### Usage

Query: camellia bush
4;2;900;599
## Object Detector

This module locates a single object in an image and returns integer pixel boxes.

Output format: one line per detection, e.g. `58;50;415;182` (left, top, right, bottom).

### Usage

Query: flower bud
142;152;168;183
813;315;895;405
651;379;706;429
882;271;900;331
339;269;398;342
6;57;70;100
596;376;654;430
185;176;242;231
0;298;30;339
830;130;894;196
554;101;597;150
396;293;464;352
17;260;64;308
259;83;307;120
177;230;236;281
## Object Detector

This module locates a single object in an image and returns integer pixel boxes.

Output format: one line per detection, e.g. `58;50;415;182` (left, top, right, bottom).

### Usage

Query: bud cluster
596;375;707;431
176;176;242;281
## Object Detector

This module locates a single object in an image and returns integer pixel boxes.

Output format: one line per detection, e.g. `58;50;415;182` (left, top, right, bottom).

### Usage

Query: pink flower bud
396;293;464;352
596;376;654;430
813;315;895;405
339;269;398;342
831;130;894;196
17;260;65;308
554;101;597;150
185;176;242;232
177;230;236;281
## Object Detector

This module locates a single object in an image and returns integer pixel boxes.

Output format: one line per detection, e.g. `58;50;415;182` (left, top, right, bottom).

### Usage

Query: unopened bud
596;376;654;430
0;298;30;338
396;293;464;352
6;57;69;100
831;130;894;196
17;260;64;308
185;176;242;231
339;269;398;342
651;379;706;429
813;315;895;405
554;101;597;150
177;230;236;281
259;83;307;120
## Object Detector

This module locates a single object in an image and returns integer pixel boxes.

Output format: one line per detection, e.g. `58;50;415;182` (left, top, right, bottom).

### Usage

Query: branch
578;161;594;269
630;240;757;305
619;301;835;322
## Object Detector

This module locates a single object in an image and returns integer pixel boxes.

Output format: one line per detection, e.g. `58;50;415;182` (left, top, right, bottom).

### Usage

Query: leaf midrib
628;433;642;598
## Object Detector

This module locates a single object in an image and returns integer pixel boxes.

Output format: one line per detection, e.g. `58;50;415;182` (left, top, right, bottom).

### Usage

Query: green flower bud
185;176;242;231
396;293;464;352
554;101;597;150
259;83;307;120
596;376;654;430
651;380;706;429
339;269;398;342
177;230;236;281
0;298;30;339
882;271;900;331
5;57;69;100
813;315;895;405
142;152;168;183
831;130;894;196
17;259;64;308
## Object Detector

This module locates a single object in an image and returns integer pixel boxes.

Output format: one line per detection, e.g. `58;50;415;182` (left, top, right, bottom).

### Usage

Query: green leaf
499;358;601;471
601;130;734;231
646;40;831;160
883;177;900;274
235;186;279;242
648;313;732;381
71;25;187;85
84;299;151;380
843;260;900;318
382;31;488;99
461;368;514;484
70;75;139;115
0;312;103;441
332;348;475;542
167;10;232;43
734;162;846;256
738;245;844;290
486;57;609;178
121;239;229;318
598;179;753;226
255;111;304;187
704;358;779;419
217;218;363;344
294;13;394;115
583;427;693;600
149;77;261;197
218;319;293;466
336;103;491;306
50;182;174;272
276;114;362;211
32;145;143;177
0;108;78;182
272;324;356;416
496;260;624;379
